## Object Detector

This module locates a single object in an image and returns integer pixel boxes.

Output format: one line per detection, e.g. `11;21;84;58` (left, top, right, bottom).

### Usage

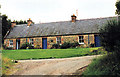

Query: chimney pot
71;14;77;22
27;18;32;26
11;21;16;28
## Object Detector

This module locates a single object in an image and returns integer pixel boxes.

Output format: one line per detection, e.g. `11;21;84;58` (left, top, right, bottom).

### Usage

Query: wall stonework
62;35;78;44
4;39;16;49
47;37;56;49
4;34;96;49
34;37;42;48
20;38;26;47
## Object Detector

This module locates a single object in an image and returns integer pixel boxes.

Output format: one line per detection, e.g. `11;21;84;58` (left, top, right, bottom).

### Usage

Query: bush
51;44;60;49
82;53;120;75
34;45;41;49
6;47;13;50
20;42;34;49
60;42;71;49
90;43;95;47
60;42;79;49
2;44;7;49
51;42;79;49
100;20;120;53
71;42;79;48
2;44;13;50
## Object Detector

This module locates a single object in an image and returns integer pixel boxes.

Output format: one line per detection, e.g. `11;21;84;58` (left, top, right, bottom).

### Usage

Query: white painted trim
78;36;84;44
9;40;13;47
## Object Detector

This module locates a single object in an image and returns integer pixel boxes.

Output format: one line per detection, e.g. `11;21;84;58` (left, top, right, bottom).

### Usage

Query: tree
2;15;11;41
100;20;120;53
116;1;120;15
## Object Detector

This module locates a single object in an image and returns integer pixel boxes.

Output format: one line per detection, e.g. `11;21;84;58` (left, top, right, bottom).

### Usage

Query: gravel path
13;55;101;75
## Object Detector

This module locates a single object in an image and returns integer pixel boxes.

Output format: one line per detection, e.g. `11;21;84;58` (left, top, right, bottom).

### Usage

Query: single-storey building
4;14;116;49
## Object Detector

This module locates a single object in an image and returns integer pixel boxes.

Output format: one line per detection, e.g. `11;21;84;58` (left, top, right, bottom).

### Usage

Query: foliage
51;42;79;49
2;44;13;50
20;42;34;49
60;42;79;49
60;42;71;49
15;20;27;25
2;57;14;75
99;20;120;53
90;43;95;47
34;45;41;49
116;1;120;15
2;47;106;60
82;53;120;75
51;44;60;49
2;15;11;42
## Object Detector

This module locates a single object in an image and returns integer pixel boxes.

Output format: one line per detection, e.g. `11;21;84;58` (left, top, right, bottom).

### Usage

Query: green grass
82;52;120;75
2;57;15;75
2;47;106;60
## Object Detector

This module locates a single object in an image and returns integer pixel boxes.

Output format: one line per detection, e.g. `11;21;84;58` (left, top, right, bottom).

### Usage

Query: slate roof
5;16;116;39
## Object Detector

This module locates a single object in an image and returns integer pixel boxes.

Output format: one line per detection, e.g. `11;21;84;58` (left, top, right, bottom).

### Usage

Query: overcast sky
0;0;117;23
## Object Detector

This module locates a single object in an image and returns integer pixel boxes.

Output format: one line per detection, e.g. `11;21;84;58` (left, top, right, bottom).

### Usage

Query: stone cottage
4;14;116;49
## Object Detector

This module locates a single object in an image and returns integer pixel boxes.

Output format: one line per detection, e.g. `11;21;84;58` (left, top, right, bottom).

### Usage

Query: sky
0;0;117;23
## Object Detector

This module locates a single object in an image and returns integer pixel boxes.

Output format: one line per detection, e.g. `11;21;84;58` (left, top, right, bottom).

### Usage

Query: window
9;40;13;46
56;37;61;44
29;38;34;45
79;36;84;44
51;40;53;42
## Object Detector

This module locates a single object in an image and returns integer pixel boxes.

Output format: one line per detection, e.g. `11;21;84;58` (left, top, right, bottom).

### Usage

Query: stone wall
47;37;56;49
34;37;42;48
4;34;96;49
4;39;16;49
62;35;78;44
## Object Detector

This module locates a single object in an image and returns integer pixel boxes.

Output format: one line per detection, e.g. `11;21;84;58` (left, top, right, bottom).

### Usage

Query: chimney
11;21;16;28
71;14;77;22
27;18;32;26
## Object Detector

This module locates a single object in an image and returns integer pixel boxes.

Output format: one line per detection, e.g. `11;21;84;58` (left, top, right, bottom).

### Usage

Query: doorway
42;38;47;49
16;39;20;49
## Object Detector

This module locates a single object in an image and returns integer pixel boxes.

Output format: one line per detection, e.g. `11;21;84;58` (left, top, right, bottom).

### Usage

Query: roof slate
5;16;116;39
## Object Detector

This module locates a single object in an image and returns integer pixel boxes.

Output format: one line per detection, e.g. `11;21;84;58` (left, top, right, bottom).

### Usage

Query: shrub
82;53;120;75
34;45;41;49
51;42;79;49
90;43;95;47
100;20;120;53
20;42;34;49
60;42;79;49
2;44;7;49
60;42;71;49
51;44;60;49
6;47;13;50
71;42;79;48
2;44;13;50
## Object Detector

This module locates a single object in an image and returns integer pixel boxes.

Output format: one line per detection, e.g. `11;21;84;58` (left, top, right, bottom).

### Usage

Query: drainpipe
88;34;90;47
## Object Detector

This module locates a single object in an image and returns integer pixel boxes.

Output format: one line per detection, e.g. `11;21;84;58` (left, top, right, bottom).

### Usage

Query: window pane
79;36;84;43
57;37;61;44
9;40;13;45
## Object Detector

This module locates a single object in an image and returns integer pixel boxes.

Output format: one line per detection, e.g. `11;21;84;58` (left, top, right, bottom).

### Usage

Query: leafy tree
100;20;120;53
116;1;120;15
2;15;11;41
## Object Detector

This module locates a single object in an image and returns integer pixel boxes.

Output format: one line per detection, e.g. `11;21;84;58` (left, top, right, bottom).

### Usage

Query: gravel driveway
13;55;101;75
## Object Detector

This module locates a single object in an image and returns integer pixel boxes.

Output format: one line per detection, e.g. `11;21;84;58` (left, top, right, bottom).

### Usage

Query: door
16;39;20;49
95;35;101;47
42;38;47;49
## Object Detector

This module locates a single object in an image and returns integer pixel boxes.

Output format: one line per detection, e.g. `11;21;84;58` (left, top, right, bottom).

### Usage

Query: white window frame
78;36;84;44
9;40;13;47
29;38;34;46
56;37;61;44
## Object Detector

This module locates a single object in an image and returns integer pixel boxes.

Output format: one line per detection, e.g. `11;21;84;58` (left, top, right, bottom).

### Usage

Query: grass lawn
2;47;106;60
